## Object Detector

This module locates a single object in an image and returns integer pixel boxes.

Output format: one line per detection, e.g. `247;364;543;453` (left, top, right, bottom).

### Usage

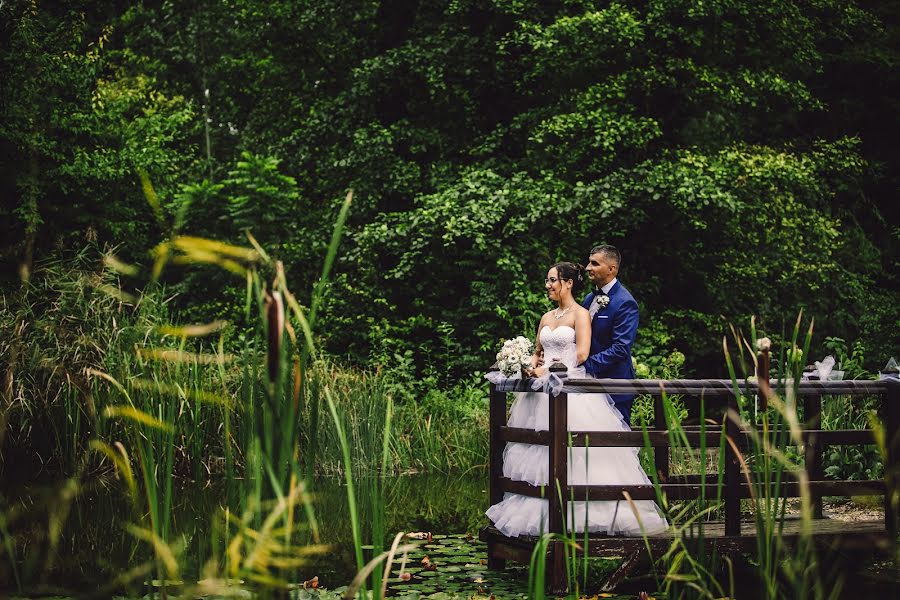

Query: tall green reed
643;391;731;600
1;187;445;595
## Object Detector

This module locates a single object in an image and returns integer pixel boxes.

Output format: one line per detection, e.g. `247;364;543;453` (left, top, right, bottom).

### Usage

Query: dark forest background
2;0;897;382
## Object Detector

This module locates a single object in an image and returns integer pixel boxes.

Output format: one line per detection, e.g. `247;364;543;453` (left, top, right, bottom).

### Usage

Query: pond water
7;470;575;597
296;471;494;587
5;470;895;598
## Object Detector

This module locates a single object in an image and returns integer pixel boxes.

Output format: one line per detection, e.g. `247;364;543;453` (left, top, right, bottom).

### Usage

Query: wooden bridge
479;365;899;593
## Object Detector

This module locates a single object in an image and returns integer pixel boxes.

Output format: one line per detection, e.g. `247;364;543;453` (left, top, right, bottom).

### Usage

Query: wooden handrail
486;372;898;531
487;363;894;397
499;426;880;448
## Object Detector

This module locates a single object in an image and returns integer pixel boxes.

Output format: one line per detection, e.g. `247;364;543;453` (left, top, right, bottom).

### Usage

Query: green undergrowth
0;249;488;482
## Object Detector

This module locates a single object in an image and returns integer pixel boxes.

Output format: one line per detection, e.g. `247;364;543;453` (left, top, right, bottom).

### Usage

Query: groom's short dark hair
590;244;621;267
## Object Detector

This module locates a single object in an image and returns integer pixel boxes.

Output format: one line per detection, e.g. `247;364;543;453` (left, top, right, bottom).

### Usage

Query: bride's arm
575;308;591;365
531;314;546;369
527;314;547;375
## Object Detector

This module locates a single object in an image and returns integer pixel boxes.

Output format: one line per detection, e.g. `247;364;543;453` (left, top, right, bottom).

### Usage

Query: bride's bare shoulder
539;309;556;322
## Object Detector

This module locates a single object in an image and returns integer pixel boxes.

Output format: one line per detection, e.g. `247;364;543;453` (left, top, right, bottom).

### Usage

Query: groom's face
586;252;617;287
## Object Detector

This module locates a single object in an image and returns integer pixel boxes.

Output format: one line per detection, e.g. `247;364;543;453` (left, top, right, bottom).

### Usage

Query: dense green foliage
3;6;896;594
0;251;486;484
2;1;897;378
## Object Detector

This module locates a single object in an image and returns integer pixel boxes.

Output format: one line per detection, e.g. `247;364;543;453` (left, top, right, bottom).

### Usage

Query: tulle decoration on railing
484;369;569;397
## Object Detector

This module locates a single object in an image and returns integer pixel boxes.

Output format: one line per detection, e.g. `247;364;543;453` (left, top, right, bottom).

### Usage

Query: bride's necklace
554;304;574;320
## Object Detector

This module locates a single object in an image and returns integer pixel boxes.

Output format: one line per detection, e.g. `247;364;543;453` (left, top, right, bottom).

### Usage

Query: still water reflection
36;470;489;591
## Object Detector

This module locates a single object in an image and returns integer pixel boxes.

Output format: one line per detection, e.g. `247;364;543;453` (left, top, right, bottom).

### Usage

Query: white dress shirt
589;277;617;319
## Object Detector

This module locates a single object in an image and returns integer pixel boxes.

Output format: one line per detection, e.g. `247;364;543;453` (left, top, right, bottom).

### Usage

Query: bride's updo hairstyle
551;261;586;295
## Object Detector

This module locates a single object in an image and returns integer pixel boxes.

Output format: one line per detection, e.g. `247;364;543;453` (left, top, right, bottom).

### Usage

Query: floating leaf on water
440;548;472;556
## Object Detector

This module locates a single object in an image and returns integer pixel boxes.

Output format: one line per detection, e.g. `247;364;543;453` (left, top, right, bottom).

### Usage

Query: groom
582;245;639;426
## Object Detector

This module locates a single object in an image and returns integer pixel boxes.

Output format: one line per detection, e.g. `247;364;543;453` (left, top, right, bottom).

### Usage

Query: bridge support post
487;381;506;570
654;394;669;482
724;394;741;537
803;393;824;519
547;364;569;595
885;379;899;540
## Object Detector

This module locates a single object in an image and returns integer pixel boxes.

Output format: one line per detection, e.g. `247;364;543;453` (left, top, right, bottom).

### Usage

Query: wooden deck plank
498;476;887;500
480;519;891;560
482;518;887;542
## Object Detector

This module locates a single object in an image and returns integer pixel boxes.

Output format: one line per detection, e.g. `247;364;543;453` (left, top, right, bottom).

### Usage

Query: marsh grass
1;190;418;596
649;313;867;599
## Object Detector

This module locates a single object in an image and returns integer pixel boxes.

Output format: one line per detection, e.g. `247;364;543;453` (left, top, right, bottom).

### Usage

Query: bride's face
545;267;570;303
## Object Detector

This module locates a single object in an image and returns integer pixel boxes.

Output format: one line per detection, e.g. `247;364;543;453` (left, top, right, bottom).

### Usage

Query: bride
485;261;668;538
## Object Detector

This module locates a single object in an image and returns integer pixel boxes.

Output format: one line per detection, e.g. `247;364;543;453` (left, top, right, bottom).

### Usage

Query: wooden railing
483;364;899;593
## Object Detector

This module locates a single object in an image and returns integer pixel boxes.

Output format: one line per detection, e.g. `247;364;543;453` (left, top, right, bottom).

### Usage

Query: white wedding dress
486;325;668;538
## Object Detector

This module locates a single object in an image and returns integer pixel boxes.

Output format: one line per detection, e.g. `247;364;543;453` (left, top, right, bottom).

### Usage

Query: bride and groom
485;245;668;538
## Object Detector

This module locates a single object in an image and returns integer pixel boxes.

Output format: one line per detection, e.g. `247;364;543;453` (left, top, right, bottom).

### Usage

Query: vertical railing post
885;380;899;540
803;393;824;519
654;391;669;482
724;393;741;537
487;378;506;569
547;363;568;595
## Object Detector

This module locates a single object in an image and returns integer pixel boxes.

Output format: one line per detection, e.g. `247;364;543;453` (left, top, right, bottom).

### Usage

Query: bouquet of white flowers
495;336;534;378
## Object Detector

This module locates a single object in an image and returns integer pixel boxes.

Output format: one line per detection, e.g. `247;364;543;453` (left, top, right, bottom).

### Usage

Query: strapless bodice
539;325;579;371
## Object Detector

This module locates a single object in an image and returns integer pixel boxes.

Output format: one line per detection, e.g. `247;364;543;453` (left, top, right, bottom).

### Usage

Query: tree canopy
2;0;897;377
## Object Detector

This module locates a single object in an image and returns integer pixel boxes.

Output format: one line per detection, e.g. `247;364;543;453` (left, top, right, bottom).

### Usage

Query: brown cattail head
265;289;285;382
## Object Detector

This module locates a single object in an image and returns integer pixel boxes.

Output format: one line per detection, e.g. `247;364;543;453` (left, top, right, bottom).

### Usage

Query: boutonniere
595;293;610;309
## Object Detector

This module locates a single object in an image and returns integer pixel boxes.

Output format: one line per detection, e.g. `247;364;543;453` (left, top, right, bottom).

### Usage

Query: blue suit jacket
581;281;639;425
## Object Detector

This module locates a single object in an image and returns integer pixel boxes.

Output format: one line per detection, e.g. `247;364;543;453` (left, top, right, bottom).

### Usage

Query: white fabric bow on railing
484;369;569;396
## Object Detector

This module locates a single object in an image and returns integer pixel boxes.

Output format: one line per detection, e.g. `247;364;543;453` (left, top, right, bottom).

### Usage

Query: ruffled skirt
485;390;668;538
